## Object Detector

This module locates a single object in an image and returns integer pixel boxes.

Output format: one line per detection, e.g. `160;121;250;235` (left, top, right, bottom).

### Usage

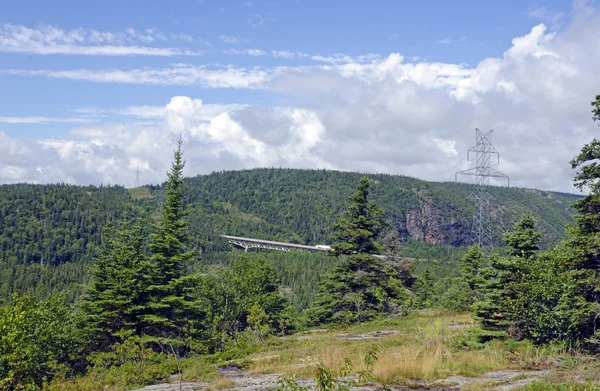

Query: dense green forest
0;167;579;304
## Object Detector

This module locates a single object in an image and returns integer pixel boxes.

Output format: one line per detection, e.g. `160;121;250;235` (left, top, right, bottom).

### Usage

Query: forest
0;157;579;305
0;95;599;391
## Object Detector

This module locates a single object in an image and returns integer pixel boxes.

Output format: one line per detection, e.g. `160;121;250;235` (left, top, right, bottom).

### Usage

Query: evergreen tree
503;214;541;259
473;215;542;341
498;96;600;347
330;177;384;256
413;269;433;308
441;245;484;312
459;245;484;293
79;220;149;352
309;177;411;325
144;139;201;352
556;96;600;347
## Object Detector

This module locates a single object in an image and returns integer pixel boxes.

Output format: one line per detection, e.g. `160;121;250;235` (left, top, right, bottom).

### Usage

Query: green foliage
413;269;434;308
198;254;291;352
330;177;384;256
276;346;379;391
520;382;600;391
503;214;541;258
309;178;412;325
0;168;578;305
472;97;600;348
459;245;485;293
79;220;150;352
441;245;485;312
474;215;542;342
592;94;600;123
45;336;175;391
0;295;76;391
0;184;137;303
144;140;202;352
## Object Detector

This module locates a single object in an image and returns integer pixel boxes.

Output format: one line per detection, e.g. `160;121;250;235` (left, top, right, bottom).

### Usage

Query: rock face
401;191;466;246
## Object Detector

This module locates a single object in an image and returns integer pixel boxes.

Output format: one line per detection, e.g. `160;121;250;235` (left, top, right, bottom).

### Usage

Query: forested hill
0;168;578;301
174;168;578;252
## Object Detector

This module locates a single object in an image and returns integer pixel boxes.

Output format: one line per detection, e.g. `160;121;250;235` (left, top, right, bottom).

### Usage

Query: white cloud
435;36;468;44
0;116;94;124
0;23;201;56
2;3;600;192
218;35;239;44
526;5;565;28
224;48;266;56
247;13;275;28
3;65;270;88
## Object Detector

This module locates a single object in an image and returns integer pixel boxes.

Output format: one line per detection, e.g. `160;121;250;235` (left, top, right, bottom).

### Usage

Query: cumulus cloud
2;4;600;192
0;23;201;56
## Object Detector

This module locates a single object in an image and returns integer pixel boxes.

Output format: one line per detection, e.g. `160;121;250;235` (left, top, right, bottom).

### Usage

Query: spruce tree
144;139;201;352
555;95;600;347
459;246;484;292
473;215;541;341
441;245;484;312
413;269;434;308
503;214;541;259
309;177;411;325
79;220;149;352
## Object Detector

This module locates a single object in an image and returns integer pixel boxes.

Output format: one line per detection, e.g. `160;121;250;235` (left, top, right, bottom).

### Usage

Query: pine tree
442;246;485;312
459;245;484;293
413;269;434;308
473;215;541;341
555;96;600;347
144;139;201;352
503;214;541;259
309;177;411;325
330;177;384;256
79;220;149;352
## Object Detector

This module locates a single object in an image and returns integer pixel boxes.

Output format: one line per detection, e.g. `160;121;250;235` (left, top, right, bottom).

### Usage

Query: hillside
173;168;578;253
0;168;579;303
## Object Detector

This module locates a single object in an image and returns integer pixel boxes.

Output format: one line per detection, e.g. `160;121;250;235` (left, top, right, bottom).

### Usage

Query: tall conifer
79;220;149;352
310;177;411;325
144;139;201;352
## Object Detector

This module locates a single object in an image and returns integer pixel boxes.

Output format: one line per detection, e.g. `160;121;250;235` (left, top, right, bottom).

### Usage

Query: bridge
221;235;331;253
221;234;387;259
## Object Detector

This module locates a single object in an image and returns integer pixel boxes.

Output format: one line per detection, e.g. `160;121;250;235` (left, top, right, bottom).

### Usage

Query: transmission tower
134;167;140;188
456;129;509;251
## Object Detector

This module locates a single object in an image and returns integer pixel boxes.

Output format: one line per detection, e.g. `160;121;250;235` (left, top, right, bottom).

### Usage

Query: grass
46;310;600;390
245;311;514;383
207;374;234;390
236;310;598;388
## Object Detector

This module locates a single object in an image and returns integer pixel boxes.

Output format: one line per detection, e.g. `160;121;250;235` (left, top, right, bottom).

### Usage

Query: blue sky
0;0;599;191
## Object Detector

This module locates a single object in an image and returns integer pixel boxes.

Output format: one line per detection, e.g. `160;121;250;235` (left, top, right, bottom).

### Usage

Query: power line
507;160;569;173
428;160;468;179
500;127;598;156
495;141;587;167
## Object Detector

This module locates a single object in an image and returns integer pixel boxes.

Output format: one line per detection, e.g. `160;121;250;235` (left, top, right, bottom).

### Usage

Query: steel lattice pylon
456;129;509;250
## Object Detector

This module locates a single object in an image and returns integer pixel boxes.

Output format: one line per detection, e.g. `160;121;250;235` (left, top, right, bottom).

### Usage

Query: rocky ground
131;367;550;391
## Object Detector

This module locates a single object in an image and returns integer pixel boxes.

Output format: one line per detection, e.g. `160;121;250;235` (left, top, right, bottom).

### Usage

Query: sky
0;0;599;193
